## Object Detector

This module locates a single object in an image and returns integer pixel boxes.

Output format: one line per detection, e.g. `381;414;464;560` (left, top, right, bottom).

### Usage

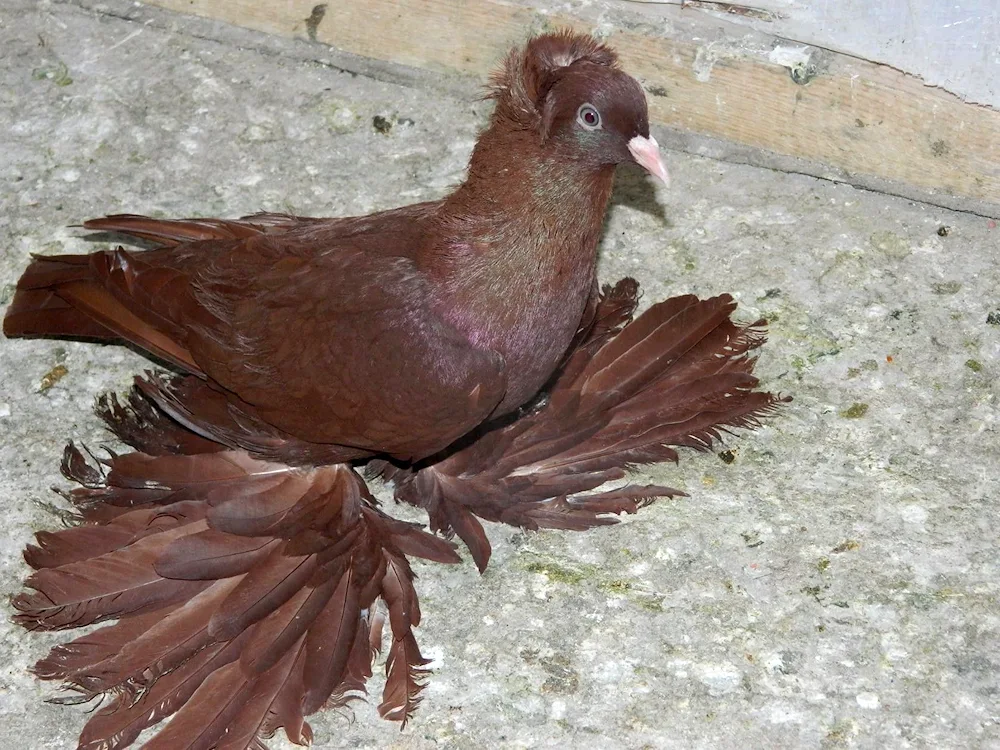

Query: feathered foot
16;442;457;749
385;279;789;571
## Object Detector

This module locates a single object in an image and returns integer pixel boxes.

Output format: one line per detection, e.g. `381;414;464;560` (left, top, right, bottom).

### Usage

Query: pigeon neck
423;131;616;412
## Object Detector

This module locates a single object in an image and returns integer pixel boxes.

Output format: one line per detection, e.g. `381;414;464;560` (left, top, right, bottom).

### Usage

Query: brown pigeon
3;30;784;749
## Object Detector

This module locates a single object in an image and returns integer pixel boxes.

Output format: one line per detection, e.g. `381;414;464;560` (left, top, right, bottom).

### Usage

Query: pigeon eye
577;104;602;130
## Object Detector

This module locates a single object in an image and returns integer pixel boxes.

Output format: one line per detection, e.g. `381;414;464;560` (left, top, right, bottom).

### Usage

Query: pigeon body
6;33;663;460
3;31;783;750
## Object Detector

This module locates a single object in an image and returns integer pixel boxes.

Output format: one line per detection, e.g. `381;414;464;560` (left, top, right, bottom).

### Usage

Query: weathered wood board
144;0;1000;215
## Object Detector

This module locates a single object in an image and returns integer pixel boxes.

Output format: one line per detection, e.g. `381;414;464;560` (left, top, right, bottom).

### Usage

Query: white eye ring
577;103;602;131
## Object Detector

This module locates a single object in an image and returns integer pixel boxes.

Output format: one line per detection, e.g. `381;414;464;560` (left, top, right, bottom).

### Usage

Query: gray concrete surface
1;2;998;748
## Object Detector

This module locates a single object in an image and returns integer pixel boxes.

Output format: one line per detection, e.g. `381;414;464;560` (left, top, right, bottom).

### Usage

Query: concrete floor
1;2;998;749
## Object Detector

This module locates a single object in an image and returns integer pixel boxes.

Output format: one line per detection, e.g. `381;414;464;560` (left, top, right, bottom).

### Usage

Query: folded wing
4;208;507;462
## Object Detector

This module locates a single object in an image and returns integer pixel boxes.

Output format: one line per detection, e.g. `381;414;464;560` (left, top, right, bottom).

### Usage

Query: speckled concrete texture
1;2;998;749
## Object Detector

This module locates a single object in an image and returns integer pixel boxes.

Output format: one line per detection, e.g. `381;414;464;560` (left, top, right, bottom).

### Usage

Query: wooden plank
144;0;1000;213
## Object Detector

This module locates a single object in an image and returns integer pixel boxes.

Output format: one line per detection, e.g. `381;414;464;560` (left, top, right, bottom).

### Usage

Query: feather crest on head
488;30;620;132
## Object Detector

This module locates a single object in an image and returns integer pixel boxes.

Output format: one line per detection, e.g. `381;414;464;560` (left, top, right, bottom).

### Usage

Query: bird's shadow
81;231;161;251
609;163;669;224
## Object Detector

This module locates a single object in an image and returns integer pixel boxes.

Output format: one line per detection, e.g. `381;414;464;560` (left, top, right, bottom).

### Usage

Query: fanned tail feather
387;279;789;571
15;420;458;747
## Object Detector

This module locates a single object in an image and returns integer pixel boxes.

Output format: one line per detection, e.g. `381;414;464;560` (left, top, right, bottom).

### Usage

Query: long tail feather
2;255;116;340
3;248;203;371
387;280;789;571
81;212;320;247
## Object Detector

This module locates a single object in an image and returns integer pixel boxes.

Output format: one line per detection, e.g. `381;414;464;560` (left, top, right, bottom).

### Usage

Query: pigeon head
488;31;669;185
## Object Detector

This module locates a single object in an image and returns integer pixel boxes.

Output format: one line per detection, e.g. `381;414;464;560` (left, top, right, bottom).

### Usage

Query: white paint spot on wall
768;44;813;69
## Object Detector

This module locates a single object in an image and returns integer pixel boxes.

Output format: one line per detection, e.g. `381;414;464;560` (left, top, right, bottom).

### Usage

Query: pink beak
627;135;670;187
